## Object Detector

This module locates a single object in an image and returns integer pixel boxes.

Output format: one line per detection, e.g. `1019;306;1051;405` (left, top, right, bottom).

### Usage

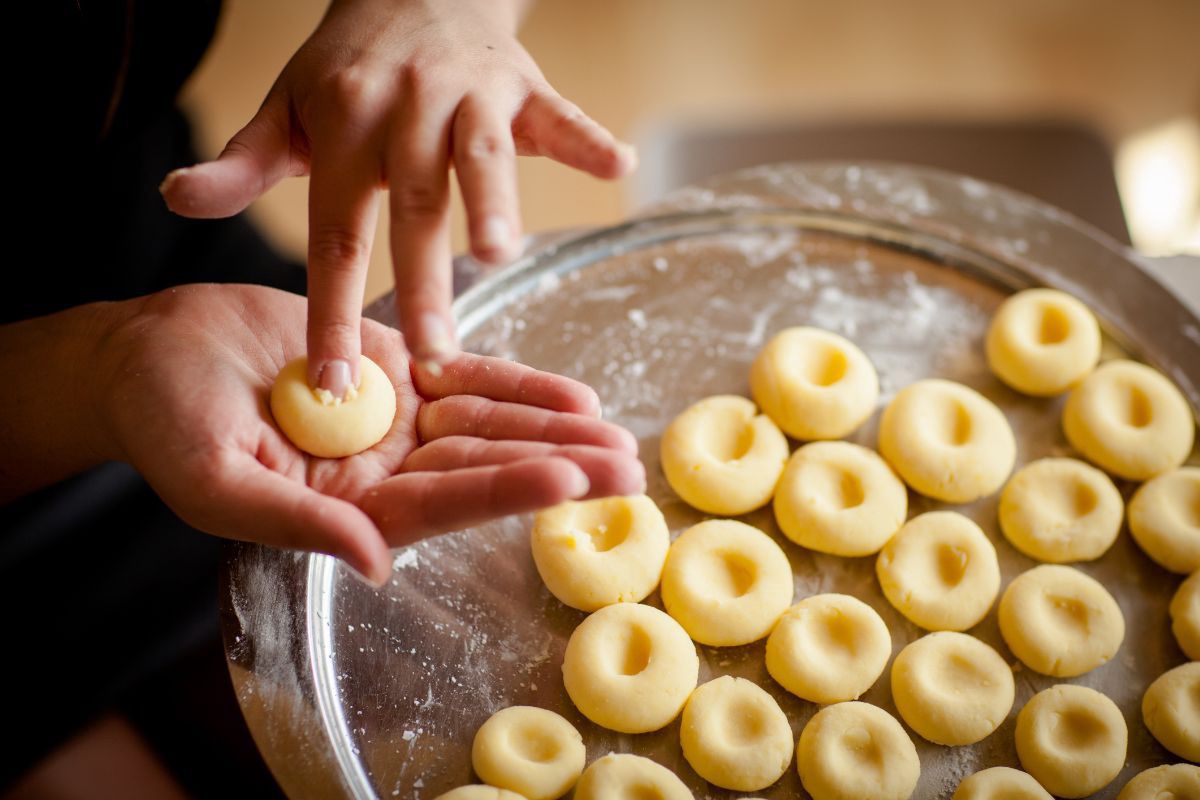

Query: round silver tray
222;163;1200;800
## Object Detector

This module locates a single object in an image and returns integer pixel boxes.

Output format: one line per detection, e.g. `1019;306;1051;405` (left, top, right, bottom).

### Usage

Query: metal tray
222;162;1200;800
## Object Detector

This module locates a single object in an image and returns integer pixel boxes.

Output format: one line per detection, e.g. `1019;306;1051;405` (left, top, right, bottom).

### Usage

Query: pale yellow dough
679;676;792;792
796;701;920;800
998;457;1123;563
660;520;793;647
773;442;907;557
750;327;879;440
573;754;692;800
531;495;669;612
876;511;1001;631
1015;684;1127;799
269;356;396;458
1128;467;1200;574
435;787;527;800
660;395;789;515
1062;359;1194;481
952;767;1053;800
878;379;1016;503
998;564;1124;677
1116;764;1200;800
471;706;585;800
561;603;698;734
765;593;891;704
1142;661;1200;762
985;288;1101;397
1171;570;1200;660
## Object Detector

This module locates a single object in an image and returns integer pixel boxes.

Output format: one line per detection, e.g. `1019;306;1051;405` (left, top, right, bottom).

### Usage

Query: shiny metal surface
222;163;1200;800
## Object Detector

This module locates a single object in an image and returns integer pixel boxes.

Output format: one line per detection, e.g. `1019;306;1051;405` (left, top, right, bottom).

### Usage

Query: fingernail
158;167;191;195
318;359;353;401
617;143;639;170
566;465;590;499
416;312;456;364
479;215;513;257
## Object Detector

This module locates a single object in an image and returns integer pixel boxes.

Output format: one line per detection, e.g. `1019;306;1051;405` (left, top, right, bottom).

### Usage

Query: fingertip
598;142;638;180
613;425;640;457
408;311;459;366
558;458;591;500
470;215;521;266
338;530;393;589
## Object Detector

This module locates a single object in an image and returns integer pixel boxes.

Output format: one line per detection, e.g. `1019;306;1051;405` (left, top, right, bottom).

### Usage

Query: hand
161;0;636;395
95;284;644;586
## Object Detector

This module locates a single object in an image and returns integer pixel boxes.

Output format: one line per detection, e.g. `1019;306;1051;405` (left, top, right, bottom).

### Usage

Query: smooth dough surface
660;395;789;515
471;706;585;800
1128;467;1200;574
796;701;920;800
891;631;1015;746
561;603;698;733
573;754;692;800
766;593;891;704
1116;764;1200;800
435;787;527;800
1171;570;1200;661
999;457;1123;563
679;676;792;792
878;379;1016;503
952;767;1053;800
773;441;907;557
876;511;1000;631
750;327;879;440
998;564;1124;677
1142;661;1200;762
660;520;793;647
985;288;1101;397
1015;684;1127;799
270;356;396;458
1062;359;1194;481
531;495;669;612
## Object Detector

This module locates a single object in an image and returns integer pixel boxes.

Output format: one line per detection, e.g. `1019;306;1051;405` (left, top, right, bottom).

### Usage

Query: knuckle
461;133;513;163
324;66;387;116
309;227;370;269
390;180;445;218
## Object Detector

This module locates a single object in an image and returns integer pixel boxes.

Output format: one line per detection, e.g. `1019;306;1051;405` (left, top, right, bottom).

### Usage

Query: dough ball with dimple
531;495;669;612
573;754;692;800
891;631;1015;746
435;787;527;800
750;327;879;440
876;511;1001;631
1128;467;1200;574
660;520;793;647
471;706;585;800
660;395;789;515
1171;570;1200;661
774;442;908;557
998;564;1124;677
1116;764;1200;800
879;379;1016;503
270;356;397;458
999;457;1123;563
796;701;920;800
561;603;698;734
1142;661;1200;762
765;593;891;704
985;288;1101;397
952;767;1053;800
1062;359;1194;481
679;676;792;792
1015;684;1127;799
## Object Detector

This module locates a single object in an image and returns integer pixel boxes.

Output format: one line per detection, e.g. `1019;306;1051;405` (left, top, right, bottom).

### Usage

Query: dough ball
573;754;692;800
531;495;669;612
1128;467;1200;574
876;511;1001;631
773;441;908;557
660;395;789;515
765;593;891;704
679;676;792;792
660;520;793;647
561;603;698;733
270;356;397;458
1015;684;1127;799
471;706;586;800
1062;359;1194;481
750;327;879;440
796;701;920;800
1171;570;1200;661
998;457;1123;563
891;631;1015;746
985;288;1101;397
1116;764;1200;800
879;379;1016;503
952;767;1053;800
1142;661;1200;762
435;787;527;800
998;564;1124;677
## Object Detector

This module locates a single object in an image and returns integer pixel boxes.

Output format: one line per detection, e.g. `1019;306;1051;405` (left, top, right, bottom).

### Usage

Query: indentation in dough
1038;305;1071;345
698;416;756;463
613;625;653;676
933;400;974;446
1125;384;1154;428
841;726;882;765
723;699;767;746
800;343;850;387
935;653;991;694
1046;595;1090;635
697;550;758;598
936;544;970;587
508;724;561;763
627;784;663;800
1051;709;1104;750
813;609;859;655
808;462;867;510
567;503;633;553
